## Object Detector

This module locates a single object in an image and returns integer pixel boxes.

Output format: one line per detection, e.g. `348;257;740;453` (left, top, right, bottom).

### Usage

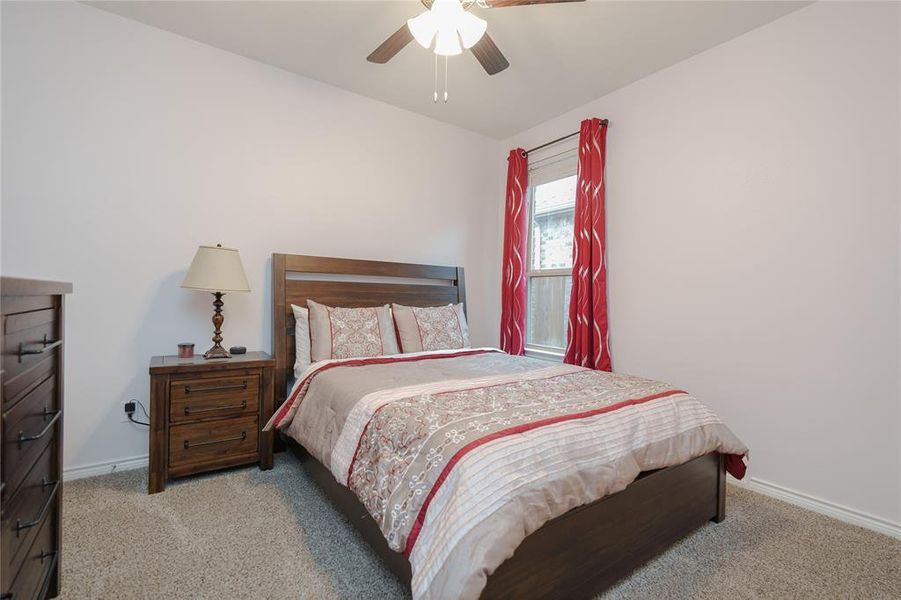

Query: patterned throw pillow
307;300;400;362
391;303;470;353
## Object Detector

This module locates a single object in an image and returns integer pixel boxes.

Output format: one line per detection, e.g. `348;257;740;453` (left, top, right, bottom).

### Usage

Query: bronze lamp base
204;345;231;360
204;291;231;359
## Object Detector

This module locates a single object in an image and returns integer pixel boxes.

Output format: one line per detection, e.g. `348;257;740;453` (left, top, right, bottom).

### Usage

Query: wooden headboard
271;254;466;404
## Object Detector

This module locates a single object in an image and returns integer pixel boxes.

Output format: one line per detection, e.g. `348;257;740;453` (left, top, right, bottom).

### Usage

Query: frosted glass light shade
181;245;250;292
434;27;462;56
457;12;487;48
407;11;436;48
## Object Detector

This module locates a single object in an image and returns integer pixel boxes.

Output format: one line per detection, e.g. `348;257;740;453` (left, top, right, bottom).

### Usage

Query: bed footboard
287;437;724;600
482;452;725;599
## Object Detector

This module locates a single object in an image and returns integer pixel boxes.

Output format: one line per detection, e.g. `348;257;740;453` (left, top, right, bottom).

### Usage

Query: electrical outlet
120;400;135;423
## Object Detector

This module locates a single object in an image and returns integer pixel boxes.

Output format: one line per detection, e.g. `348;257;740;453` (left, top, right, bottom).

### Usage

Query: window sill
524;347;564;363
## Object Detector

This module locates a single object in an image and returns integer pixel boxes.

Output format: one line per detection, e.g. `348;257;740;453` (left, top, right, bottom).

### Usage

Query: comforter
266;348;747;600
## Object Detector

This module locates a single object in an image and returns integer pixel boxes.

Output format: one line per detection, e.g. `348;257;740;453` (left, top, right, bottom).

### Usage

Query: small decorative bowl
177;343;195;359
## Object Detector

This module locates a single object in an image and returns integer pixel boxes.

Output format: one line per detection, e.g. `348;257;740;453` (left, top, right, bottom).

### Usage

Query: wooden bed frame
271;253;726;599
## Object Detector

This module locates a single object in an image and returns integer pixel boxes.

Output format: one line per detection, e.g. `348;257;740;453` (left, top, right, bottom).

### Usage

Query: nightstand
147;351;275;494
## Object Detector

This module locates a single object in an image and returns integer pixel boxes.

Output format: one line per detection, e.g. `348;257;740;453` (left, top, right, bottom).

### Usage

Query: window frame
524;150;578;360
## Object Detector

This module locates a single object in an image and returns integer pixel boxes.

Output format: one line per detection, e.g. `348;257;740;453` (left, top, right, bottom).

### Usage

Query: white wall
1;2;502;472
502;2;901;524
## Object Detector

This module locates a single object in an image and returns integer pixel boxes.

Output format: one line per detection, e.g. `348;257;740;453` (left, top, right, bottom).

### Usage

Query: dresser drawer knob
15;479;60;536
184;380;247;394
16;410;62;449
183;431;246;450
184;399;247;416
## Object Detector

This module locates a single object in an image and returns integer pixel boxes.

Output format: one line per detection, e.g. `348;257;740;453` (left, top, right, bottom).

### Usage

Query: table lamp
181;244;250;359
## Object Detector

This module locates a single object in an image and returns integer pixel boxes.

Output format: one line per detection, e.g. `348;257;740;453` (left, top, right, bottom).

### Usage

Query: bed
269;253;747;600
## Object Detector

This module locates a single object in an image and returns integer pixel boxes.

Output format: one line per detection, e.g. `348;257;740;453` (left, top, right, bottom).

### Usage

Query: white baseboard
734;476;901;540
63;454;148;481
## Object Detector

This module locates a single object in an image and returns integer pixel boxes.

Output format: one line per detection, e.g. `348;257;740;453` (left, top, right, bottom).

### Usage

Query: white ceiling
87;0;808;139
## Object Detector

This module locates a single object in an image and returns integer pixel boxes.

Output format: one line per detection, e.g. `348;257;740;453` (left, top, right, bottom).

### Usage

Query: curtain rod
522;119;609;157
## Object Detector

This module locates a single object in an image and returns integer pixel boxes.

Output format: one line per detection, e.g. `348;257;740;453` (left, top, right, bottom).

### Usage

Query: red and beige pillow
392;303;470;353
307;300;399;362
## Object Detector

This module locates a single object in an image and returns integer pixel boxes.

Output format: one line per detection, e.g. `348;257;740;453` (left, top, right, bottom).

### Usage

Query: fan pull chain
444;55;449;103
433;53;438;103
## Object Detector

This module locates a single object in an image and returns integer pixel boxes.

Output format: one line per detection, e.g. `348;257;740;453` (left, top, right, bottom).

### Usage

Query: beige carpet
61;455;900;599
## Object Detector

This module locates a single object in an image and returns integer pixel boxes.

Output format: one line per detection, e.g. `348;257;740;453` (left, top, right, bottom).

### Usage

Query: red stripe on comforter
402;388;691;556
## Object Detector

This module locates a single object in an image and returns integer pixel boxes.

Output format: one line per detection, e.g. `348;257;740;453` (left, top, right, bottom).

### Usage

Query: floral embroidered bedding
266;348;747;600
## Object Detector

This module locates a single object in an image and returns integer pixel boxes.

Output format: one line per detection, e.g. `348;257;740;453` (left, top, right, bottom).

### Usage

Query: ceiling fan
367;0;586;76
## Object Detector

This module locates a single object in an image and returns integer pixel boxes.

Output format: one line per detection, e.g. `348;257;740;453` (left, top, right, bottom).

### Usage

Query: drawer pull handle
16;410;62;449
39;550;57;564
184;381;247;394
15;479;60;536
185;400;247;416
184;431;246;450
17;335;62;363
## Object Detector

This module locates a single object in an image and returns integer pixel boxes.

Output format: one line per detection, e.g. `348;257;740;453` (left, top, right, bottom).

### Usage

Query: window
526;149;577;357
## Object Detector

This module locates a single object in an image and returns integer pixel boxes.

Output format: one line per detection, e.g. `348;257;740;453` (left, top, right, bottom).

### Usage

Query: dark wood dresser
1;277;71;600
148;352;274;494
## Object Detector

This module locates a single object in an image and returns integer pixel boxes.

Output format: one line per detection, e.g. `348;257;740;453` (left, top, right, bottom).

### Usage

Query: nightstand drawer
168;416;258;471
169;375;259;424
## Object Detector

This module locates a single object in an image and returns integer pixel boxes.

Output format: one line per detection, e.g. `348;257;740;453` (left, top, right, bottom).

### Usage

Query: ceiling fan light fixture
407;11;437;48
434;26;463;56
406;0;487;56
456;11;487;49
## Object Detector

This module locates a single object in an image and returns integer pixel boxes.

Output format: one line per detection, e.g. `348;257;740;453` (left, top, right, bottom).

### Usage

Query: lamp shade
181;245;250;293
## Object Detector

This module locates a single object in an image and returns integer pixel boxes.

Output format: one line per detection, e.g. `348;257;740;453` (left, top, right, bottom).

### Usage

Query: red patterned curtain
564;118;611;370
499;148;528;355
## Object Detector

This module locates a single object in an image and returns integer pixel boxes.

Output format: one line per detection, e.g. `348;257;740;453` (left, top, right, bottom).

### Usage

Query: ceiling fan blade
486;0;585;7
470;33;509;75
367;24;415;64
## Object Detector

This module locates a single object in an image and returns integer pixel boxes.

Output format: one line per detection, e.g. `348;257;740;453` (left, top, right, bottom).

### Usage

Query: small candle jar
177;343;195;359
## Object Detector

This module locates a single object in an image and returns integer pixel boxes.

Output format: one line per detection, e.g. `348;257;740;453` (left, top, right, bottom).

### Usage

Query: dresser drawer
2;503;57;600
2;375;59;499
1;442;58;585
168;416;258;473
2;354;55;412
169;375;259;424
1;295;55;318
2;308;60;404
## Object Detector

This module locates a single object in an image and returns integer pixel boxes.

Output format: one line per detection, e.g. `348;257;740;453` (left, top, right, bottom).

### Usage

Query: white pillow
291;304;312;379
391;303;470;353
307;300;399;362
